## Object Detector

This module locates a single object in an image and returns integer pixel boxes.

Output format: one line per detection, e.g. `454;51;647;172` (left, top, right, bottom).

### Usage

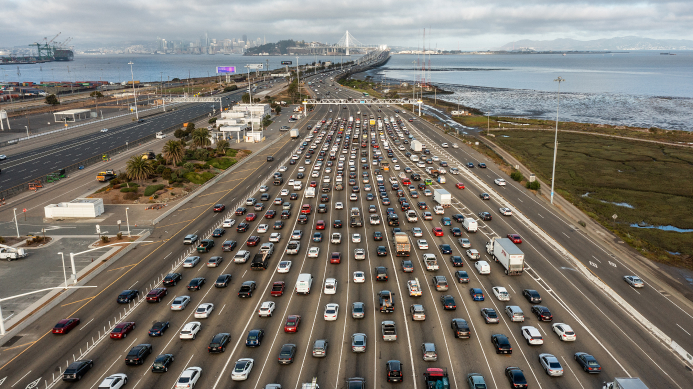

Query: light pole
58;252;68;289
128;61;139;120
25;125;29;139
550;76;565;205
296;56;300;102
13;208;19;238
125;207;131;237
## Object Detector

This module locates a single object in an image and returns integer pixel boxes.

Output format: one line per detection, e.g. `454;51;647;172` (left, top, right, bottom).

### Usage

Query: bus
363;92;369;97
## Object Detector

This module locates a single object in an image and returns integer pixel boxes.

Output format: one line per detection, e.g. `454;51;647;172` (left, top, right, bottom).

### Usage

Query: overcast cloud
2;0;692;49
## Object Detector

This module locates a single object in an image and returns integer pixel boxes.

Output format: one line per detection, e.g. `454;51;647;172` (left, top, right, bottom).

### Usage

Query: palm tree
191;128;211;148
216;139;230;156
126;156;153;182
162;139;184;165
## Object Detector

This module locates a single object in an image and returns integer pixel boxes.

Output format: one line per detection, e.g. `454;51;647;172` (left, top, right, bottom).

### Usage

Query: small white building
45;198;104;218
232;103;270;118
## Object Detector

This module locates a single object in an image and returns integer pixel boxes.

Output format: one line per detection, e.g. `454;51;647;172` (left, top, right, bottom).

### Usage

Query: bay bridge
287;30;385;56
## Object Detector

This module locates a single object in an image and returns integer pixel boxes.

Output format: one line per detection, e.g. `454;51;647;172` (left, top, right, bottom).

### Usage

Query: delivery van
295;273;313;294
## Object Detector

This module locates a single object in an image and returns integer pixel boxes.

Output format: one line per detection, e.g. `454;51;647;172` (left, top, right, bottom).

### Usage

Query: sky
2;0;693;50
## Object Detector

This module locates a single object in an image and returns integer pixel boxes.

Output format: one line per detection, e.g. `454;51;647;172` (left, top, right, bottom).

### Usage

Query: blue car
117;289;139;303
313;232;323;242
440;244;453;254
442;217;452;226
470;288;485;301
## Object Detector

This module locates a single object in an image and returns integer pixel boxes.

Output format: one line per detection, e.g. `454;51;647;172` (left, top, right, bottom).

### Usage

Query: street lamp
125;207;131;237
57;252;68;289
550;76;565;205
12;208;19;238
128;61;139;120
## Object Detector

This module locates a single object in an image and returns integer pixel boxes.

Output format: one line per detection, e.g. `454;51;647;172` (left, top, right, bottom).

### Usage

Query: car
491;286;510;301
373;231;383;241
522;289;542;303
187;277;206;291
440;295;457;310
222;240;237;251
333;219;343;228
350;301;366;319
284;315;301;332
62;359;93;382
291;230;303;239
235;207;247;216
478;212;492;221
266;210;278;219
475;260;490;274
552;323;577;341
450;227;462;237
452;214;464;222
375;266;389;281
376;245;388;256
440;244;453;254
412;227;423;237
312;232;323;242
481;308;500;324
125;344;152;365
491;333;512;354
335;201;344;209
151;353;174;373
352;233;361;243
469;287;485;301
277;260;292;273
163;272;182;286
417;239;429;250
324;278;338;294
522;326;544;345
456;182;465;189
258;301;276;317
238;281;256;297
494;178;507;186
324;303;339;321
354;248;366;260
421;342;437;361
539;353;564;376
222;219;236;228
101;128;109;132
308;246;321;258
467;373;487;389
451;318;471;339
269;232;281;242
531;305;553;321
211;274;231;289
624;275;645;288
146;287;168;302
52;318;80;334
290;192;299;200
455;270;469;283
247;236;261;246
353;271;366;283
171;295;191;310
193;303;214;319
280;188;289;196
231;359;254;381
298;214;308;224
236;222;250;232
330;252;342;264
507;234;522;244
352;333;367;352
574;352;602;373
417;202;428;210
466;249;480;260
246;197;257;206
479;193;490;200
505;367;527;388
432;227;444;236
183;256;201;268
246;329;265;347
179;321;201;340
401;260;414;273
117;289;139;303
110;321;135;339
206;256;224;268
500;207;513;216
350;193;358;201
278;343;297;364
208;332;231;353
213;203;225;212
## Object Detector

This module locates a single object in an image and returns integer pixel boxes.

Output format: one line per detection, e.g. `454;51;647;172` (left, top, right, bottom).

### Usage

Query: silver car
352;302;365;319
422;342;437;361
623;275;645;288
351;333;367;353
312;339;329;357
458;238;471;248
466;249;480;260
171;296;191;310
539;353;564;376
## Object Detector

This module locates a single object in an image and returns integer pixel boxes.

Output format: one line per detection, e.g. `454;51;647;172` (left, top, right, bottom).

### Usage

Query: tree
186;122;196;132
45;94;60;105
262;114;272;128
162;140;184;165
216;139;230;156
126;156;153;182
191;128;211;148
275;106;282;115
241;93;251;104
90;91;104;98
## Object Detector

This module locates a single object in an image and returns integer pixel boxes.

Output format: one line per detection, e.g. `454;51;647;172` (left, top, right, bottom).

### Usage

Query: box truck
433;189;451;208
486;237;524;275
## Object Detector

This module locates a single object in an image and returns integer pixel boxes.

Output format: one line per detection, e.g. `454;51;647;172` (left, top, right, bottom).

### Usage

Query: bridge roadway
0;72;690;389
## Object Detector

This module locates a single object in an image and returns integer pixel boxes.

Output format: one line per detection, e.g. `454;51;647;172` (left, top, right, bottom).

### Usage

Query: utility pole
550;77;565;205
128;61;139;120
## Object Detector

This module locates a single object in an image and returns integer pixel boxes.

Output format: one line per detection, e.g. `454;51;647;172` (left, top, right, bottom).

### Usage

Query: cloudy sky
3;0;692;49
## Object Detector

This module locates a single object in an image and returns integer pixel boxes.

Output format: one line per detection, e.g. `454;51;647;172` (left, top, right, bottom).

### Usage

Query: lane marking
60;296;95;307
676;324;691;336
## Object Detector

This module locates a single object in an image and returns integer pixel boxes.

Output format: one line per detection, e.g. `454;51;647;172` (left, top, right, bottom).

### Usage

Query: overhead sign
245;64;263;70
216;66;236;74
281;61;293;65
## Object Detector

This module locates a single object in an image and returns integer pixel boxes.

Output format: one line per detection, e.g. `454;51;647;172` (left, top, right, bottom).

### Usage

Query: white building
232;103;270;118
45;198;104;219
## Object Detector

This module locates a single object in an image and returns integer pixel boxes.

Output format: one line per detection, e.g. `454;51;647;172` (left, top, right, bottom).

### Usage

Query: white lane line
561;355;586;389
591;255;601;263
562;232;570;239
537;213;544;218
676;323;691;336
10;370;31;388
517;197;523;202
128;281;138;289
218;304;226;316
79;318;94;330
164;252;173;259
87;356;120;389
123;338;138;353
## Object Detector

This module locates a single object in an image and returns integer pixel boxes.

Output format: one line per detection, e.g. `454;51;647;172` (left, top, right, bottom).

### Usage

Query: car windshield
549;362;561;368
112;328;122;332
587;360;599;366
55;323;65;328
234;362;247;371
179;377;190;383
196;307;206;312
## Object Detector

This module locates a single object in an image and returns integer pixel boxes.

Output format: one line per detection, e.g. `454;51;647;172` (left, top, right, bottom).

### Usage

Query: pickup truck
379;290;395;313
286;241;300;254
197;239;215;253
423;253;439;271
331;233;342;244
406;210;418;222
381;321;397;341
407;278;422;296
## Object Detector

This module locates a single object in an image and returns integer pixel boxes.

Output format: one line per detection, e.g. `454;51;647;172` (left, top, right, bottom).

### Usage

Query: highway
0;66;690;389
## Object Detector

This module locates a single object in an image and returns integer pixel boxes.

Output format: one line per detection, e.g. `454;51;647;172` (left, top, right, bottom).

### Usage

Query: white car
257;224;269;233
98;373;128;389
353;271;366;283
101;128;108;133
475;260;491;275
280;189;289;196
277;261;292;273
412;227;423;237
278;166;288;172
179;321;202;340
433;205;445;215
492;287;510;301
308;246;320;258
176;367;202;388
441;143;449;148
231;358;254;381
259;185;269;192
194;303;214;319
222;219;236;228
258;301;276;317
291;230;303;240
450;167;459;175
324;278;337;294
298;166;305;172
324;303;339;321
183;256;200;268
432;156;439;162
331;233;342;244
499;207;513;216
269;233;281;242
352;233;361;243
466;249;480;260
522;326;544;345
494;178;507;186
394;165;401;170
170;296;191;310
311;171;320;178
234;250;250;263
335;202;344;210
350;193;358;201
354;248;366;260
552;323;577;341
417;239;429;250
370;214;381;225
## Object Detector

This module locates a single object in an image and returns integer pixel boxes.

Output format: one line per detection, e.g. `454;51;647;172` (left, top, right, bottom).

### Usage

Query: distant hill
500;36;693;51
244;40;302;55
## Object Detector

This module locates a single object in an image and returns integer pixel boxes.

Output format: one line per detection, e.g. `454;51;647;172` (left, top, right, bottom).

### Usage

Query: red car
456;183;465;189
146;287;168;302
110;321;136;339
213;204;225;212
301;204;312;214
310;181;317;188
284;315;301;333
247;236;260;246
316;220;326;230
330;252;342;264
52;318;80;334
507;234;522;244
246;213;257;221
432;227;444;237
271;281;285;297
265;210;276;219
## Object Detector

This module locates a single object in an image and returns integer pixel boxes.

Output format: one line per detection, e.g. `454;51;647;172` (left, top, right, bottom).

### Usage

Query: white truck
463;218;478;232
286;241;301;255
301;378;320;389
0;246;27;261
290;128;299;138
433;188;452;208
603;378;649;389
407;278;422;296
422;253;439;271
486;237;524;275
305;187;316;198
410;140;423;152
381;321;397;341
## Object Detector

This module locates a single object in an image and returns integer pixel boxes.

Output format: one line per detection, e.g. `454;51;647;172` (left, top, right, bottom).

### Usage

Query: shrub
193;148;210;161
123;192;139;200
226;149;238;157
208;157;235;170
174;129;187;138
0;236;4;244
526;181;541;190
162;168;172;180
144;184;165;196
117;232;123;240
101;235;110;243
510;171;523;181
184;171;216;184
26;239;33;246
120;187;137;193
156;165;166;174
113;184;121;189
183;162;195;171
170;172;178;182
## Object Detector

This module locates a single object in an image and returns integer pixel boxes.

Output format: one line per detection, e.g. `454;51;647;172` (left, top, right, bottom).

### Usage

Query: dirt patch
89;181;196;205
16;236;54;248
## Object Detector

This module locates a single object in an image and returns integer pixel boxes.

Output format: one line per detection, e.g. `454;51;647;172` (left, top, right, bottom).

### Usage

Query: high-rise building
242;35;248;44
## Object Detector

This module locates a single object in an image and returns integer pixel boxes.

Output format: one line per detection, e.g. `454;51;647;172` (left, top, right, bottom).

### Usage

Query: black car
455;270;469;283
523;289;542;303
479;193;490;200
235;207;247;215
346;377;366;389
148;321;170;336
467;162;474;168
281;210;292;219
151;354;174;373
237;222;250;232
187;277;206;291
377;246;388;256
163;273;182;287
297;172;305;179
274;221;284;229
478;212;492;221
62;359;93;381
452;214;464;222
318;204;327;213
222;240;237;252
125;344;153;365
440;244;452;254
215;274;232;288
238;281;256;297
208;333;231;353
491;334;512;354
212;228;226;237
290;193;299;200
246;329;265;347
450;256;464;267
440;295;457;310
505;367;527;388
267;156;274;162
478;163;487;168
385;360;403;383
375;266;388;281
334;219;343;228
531;305;553;321
574;352;602;373
278;343;297;364
117;289;139;304
451;318;470;339
450;227;462;237
298;214;309;224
